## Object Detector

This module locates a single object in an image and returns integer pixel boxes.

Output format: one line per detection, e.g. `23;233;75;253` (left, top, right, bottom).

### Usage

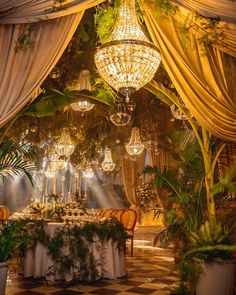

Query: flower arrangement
136;182;156;212
28;202;45;217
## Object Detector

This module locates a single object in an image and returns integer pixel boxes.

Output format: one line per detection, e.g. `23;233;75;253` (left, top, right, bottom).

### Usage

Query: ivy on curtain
0;0;103;127
143;1;236;142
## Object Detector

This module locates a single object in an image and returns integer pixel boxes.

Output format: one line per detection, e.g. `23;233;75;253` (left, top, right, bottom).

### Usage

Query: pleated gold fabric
0;0;104;127
143;2;236;141
122;153;146;207
0;0;103;23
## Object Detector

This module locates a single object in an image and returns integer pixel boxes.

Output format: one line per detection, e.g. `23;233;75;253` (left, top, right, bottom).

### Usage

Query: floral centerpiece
136;182;156;212
28;195;66;222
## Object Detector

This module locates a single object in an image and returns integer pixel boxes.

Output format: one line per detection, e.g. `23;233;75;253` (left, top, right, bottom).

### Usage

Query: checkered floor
6;238;179;295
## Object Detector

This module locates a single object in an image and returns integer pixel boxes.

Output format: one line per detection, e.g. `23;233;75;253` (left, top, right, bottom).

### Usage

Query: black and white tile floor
6;237;179;295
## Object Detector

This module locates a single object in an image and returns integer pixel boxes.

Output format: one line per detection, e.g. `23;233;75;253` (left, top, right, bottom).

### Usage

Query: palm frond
0;140;37;185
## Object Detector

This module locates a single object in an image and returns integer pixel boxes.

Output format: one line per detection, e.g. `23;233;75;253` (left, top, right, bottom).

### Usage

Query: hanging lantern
126;127;145;156
82;167;94;179
110;103;131;126
68;70;95;112
101;148;116;172
55;128;75;156
94;0;161;102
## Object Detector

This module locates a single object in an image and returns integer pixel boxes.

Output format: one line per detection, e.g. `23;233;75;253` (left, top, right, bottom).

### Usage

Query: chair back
0;206;9;220
120;209;137;231
112;209;123;222
103;208;113;218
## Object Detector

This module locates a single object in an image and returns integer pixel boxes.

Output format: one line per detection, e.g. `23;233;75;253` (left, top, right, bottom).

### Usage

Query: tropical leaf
0;141;37;185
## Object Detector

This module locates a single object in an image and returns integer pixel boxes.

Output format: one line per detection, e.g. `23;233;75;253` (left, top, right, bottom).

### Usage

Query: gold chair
103;208;113;218
120;209;137;257
0;206;10;220
112;209;123;222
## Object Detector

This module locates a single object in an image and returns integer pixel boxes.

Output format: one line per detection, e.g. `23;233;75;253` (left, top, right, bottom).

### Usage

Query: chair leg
131;236;134;257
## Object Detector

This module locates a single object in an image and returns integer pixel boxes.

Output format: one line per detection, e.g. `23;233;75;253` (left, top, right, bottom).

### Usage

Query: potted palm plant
0;221;22;295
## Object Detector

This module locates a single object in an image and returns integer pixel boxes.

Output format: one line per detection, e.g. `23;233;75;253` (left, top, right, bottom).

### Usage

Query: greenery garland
13;218;128;282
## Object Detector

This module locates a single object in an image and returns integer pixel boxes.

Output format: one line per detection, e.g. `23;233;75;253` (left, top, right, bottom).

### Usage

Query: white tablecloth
23;222;126;281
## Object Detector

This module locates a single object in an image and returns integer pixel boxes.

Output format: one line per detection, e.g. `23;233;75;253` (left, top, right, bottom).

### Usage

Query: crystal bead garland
126;127;145;156
55;128;75;156
69;70;95;112
94;0;161;102
101;148;116;171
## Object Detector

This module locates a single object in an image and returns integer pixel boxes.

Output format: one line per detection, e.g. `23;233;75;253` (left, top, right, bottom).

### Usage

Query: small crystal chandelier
55;128;75;156
94;0;161;102
126;127;145;156
82;167;94;179
68;70;95;112
71;100;95;112
101;148;116;172
110;103;131;126
45;163;55;179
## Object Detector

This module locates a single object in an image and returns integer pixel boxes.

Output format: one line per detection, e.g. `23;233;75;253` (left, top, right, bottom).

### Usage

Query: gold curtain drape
149;105;177;170
173;0;236;23
143;2;236;142
0;0;103;23
121;152;146;207
0;0;103;127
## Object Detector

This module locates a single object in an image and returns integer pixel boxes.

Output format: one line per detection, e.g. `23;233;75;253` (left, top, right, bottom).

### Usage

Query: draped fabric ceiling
0;0;103;127
143;0;236;142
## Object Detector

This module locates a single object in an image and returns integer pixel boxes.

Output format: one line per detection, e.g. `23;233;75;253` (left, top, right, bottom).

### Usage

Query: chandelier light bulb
126;127;145;156
94;0;161;101
55;128;75;156
101;148;116;172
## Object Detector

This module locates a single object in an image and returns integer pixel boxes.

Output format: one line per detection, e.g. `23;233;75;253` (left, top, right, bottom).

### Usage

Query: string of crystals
94;0;161;102
69;70;95;112
126;127;145;156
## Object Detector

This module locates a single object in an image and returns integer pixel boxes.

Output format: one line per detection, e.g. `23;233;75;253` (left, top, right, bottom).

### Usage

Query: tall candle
61;176;65;198
75;173;78;193
53;176;57;195
44;177;49;204
78;171;81;196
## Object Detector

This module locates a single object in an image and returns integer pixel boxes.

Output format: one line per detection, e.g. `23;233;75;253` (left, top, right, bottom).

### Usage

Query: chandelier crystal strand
55;128;75;156
101;148;116;171
94;0;161;101
126;127;145;156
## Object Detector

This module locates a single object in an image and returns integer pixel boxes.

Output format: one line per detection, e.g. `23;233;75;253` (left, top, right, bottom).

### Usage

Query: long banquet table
23;222;126;282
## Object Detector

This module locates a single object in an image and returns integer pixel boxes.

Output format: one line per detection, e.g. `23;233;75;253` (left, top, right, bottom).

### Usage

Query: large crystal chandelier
69;70;95;112
101;148;116;171
55;128;75;156
126;127;145;156
94;0;161;102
